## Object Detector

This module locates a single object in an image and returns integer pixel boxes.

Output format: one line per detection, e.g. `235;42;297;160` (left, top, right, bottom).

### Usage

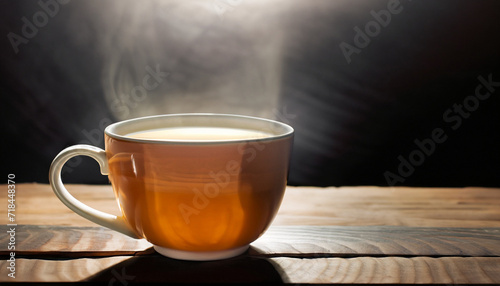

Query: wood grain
274;186;500;227
250;226;500;257
0;257;129;282
270;257;500;284
1;256;499;283
0;183;120;226
2;183;499;227
1;184;500;283
0;225;152;257
2;225;500;258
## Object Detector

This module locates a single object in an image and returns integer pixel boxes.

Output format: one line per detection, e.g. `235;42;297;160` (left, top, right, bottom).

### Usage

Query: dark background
1;0;499;187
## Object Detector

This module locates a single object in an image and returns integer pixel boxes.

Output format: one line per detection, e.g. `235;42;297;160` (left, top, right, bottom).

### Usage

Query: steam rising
80;0;286;121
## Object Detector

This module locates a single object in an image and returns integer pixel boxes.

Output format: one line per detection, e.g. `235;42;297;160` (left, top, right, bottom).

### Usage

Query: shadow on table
85;247;284;284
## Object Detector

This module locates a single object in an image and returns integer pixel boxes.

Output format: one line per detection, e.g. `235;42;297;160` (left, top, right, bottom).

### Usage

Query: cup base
153;245;249;261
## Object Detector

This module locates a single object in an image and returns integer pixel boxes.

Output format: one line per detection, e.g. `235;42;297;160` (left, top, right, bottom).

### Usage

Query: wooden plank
0;255;285;283
2;183;500;227
0;225;152;257
274;186;500;227
0;183;120;227
270;257;500;284
251;226;500;257
1;256;499;283
0;257;129;282
2;225;500;257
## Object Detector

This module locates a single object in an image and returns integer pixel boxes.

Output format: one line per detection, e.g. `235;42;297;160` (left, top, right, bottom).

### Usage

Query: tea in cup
49;113;294;260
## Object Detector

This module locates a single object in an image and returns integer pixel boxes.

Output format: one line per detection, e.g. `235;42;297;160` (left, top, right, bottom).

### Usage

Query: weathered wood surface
2;183;500;227
1;256;499;283
1;225;500;258
0;257;130;283
276;186;500;227
251;226;500;257
0;225;153;257
272;257;500;284
1;184;500;283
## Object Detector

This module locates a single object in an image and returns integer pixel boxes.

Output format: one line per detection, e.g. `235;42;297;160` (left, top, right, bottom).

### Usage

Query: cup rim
104;113;294;145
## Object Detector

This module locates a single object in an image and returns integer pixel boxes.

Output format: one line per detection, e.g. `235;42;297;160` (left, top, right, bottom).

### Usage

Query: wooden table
1;183;500;283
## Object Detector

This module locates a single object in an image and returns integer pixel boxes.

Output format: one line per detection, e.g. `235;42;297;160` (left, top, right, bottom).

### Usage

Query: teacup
49;113;294;260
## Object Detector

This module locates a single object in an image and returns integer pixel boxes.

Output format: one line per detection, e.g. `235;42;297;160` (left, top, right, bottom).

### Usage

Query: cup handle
49;144;140;239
